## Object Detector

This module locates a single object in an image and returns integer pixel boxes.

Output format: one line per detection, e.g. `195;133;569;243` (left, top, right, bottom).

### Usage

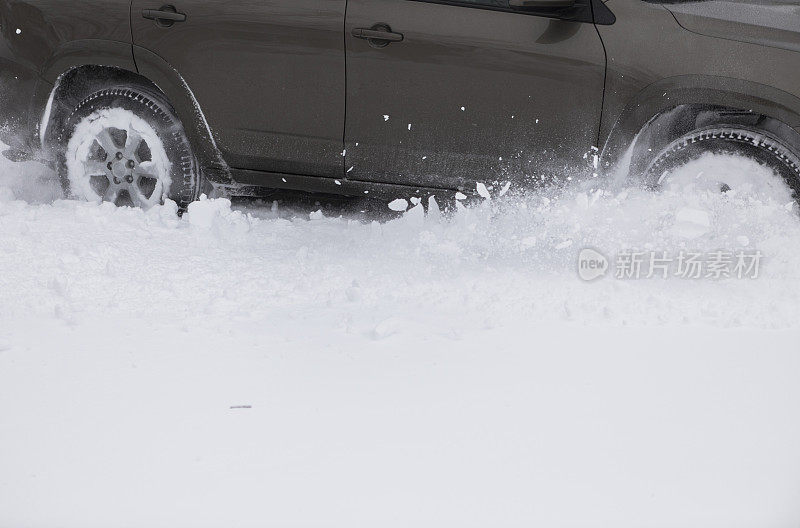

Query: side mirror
508;0;576;8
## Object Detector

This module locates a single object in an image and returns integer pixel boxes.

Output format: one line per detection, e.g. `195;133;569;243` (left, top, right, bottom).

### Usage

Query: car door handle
142;6;187;25
352;27;404;43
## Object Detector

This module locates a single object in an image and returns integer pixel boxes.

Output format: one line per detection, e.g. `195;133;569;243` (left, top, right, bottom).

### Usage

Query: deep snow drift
1;152;800;528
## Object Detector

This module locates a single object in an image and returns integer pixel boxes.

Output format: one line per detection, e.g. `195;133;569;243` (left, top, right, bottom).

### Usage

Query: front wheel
58;86;201;209
644;125;800;202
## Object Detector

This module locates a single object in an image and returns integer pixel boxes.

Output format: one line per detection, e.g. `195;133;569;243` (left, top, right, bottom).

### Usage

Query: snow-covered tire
645;125;800;199
58;87;200;208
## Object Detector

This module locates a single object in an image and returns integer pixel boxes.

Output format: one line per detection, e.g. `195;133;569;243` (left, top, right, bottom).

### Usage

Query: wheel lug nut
125;175;134;183
113;176;121;184
107;162;113;170
116;152;123;160
126;160;135;169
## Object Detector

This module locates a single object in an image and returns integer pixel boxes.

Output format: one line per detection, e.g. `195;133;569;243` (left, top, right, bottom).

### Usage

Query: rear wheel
644;125;800;201
58;86;200;209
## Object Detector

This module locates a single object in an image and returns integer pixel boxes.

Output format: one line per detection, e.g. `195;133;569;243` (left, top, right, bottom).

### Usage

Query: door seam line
342;0;349;179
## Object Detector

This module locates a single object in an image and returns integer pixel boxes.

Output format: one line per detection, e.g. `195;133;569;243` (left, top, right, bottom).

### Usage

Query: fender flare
599;74;800;171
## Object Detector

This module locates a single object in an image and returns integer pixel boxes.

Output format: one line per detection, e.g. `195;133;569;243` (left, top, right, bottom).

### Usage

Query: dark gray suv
1;0;800;207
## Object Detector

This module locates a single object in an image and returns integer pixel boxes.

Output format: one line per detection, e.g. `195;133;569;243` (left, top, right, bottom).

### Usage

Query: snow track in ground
1;152;800;527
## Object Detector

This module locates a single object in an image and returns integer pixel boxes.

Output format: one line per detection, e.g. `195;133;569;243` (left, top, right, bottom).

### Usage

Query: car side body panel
130;0;346;180
344;0;606;190
668;0;800;54
598;0;800;169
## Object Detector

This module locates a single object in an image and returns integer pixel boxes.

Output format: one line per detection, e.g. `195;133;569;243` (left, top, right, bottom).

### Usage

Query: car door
344;0;607;190
131;0;346;179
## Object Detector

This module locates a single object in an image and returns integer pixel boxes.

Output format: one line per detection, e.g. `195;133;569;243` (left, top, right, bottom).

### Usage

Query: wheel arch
599;75;800;176
35;39;230;185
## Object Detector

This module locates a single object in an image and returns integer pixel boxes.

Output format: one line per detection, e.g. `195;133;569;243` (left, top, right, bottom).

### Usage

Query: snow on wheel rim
66;107;172;209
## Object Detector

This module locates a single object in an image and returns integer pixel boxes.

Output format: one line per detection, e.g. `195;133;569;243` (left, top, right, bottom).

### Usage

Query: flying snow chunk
185;195;250;233
383;115;390;121
428;196;441;220
388;198;408;212
499;181;511;197
476;182;491;200
455;192;467;201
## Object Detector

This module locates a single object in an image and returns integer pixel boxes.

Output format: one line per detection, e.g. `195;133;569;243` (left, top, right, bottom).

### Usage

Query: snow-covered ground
1;151;800;527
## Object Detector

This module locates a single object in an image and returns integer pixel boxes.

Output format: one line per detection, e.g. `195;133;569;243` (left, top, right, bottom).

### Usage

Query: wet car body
1;0;799;197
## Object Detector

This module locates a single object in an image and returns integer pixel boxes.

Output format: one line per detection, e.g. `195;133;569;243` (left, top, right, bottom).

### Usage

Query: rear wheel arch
40;65;161;151
37;43;230;186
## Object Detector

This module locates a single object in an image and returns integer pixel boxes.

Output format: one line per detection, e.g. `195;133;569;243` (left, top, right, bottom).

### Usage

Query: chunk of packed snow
388;198;408;212
185;195;251;233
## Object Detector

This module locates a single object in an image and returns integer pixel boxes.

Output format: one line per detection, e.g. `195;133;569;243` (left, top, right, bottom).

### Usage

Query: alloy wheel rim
84;126;161;208
66;108;172;209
